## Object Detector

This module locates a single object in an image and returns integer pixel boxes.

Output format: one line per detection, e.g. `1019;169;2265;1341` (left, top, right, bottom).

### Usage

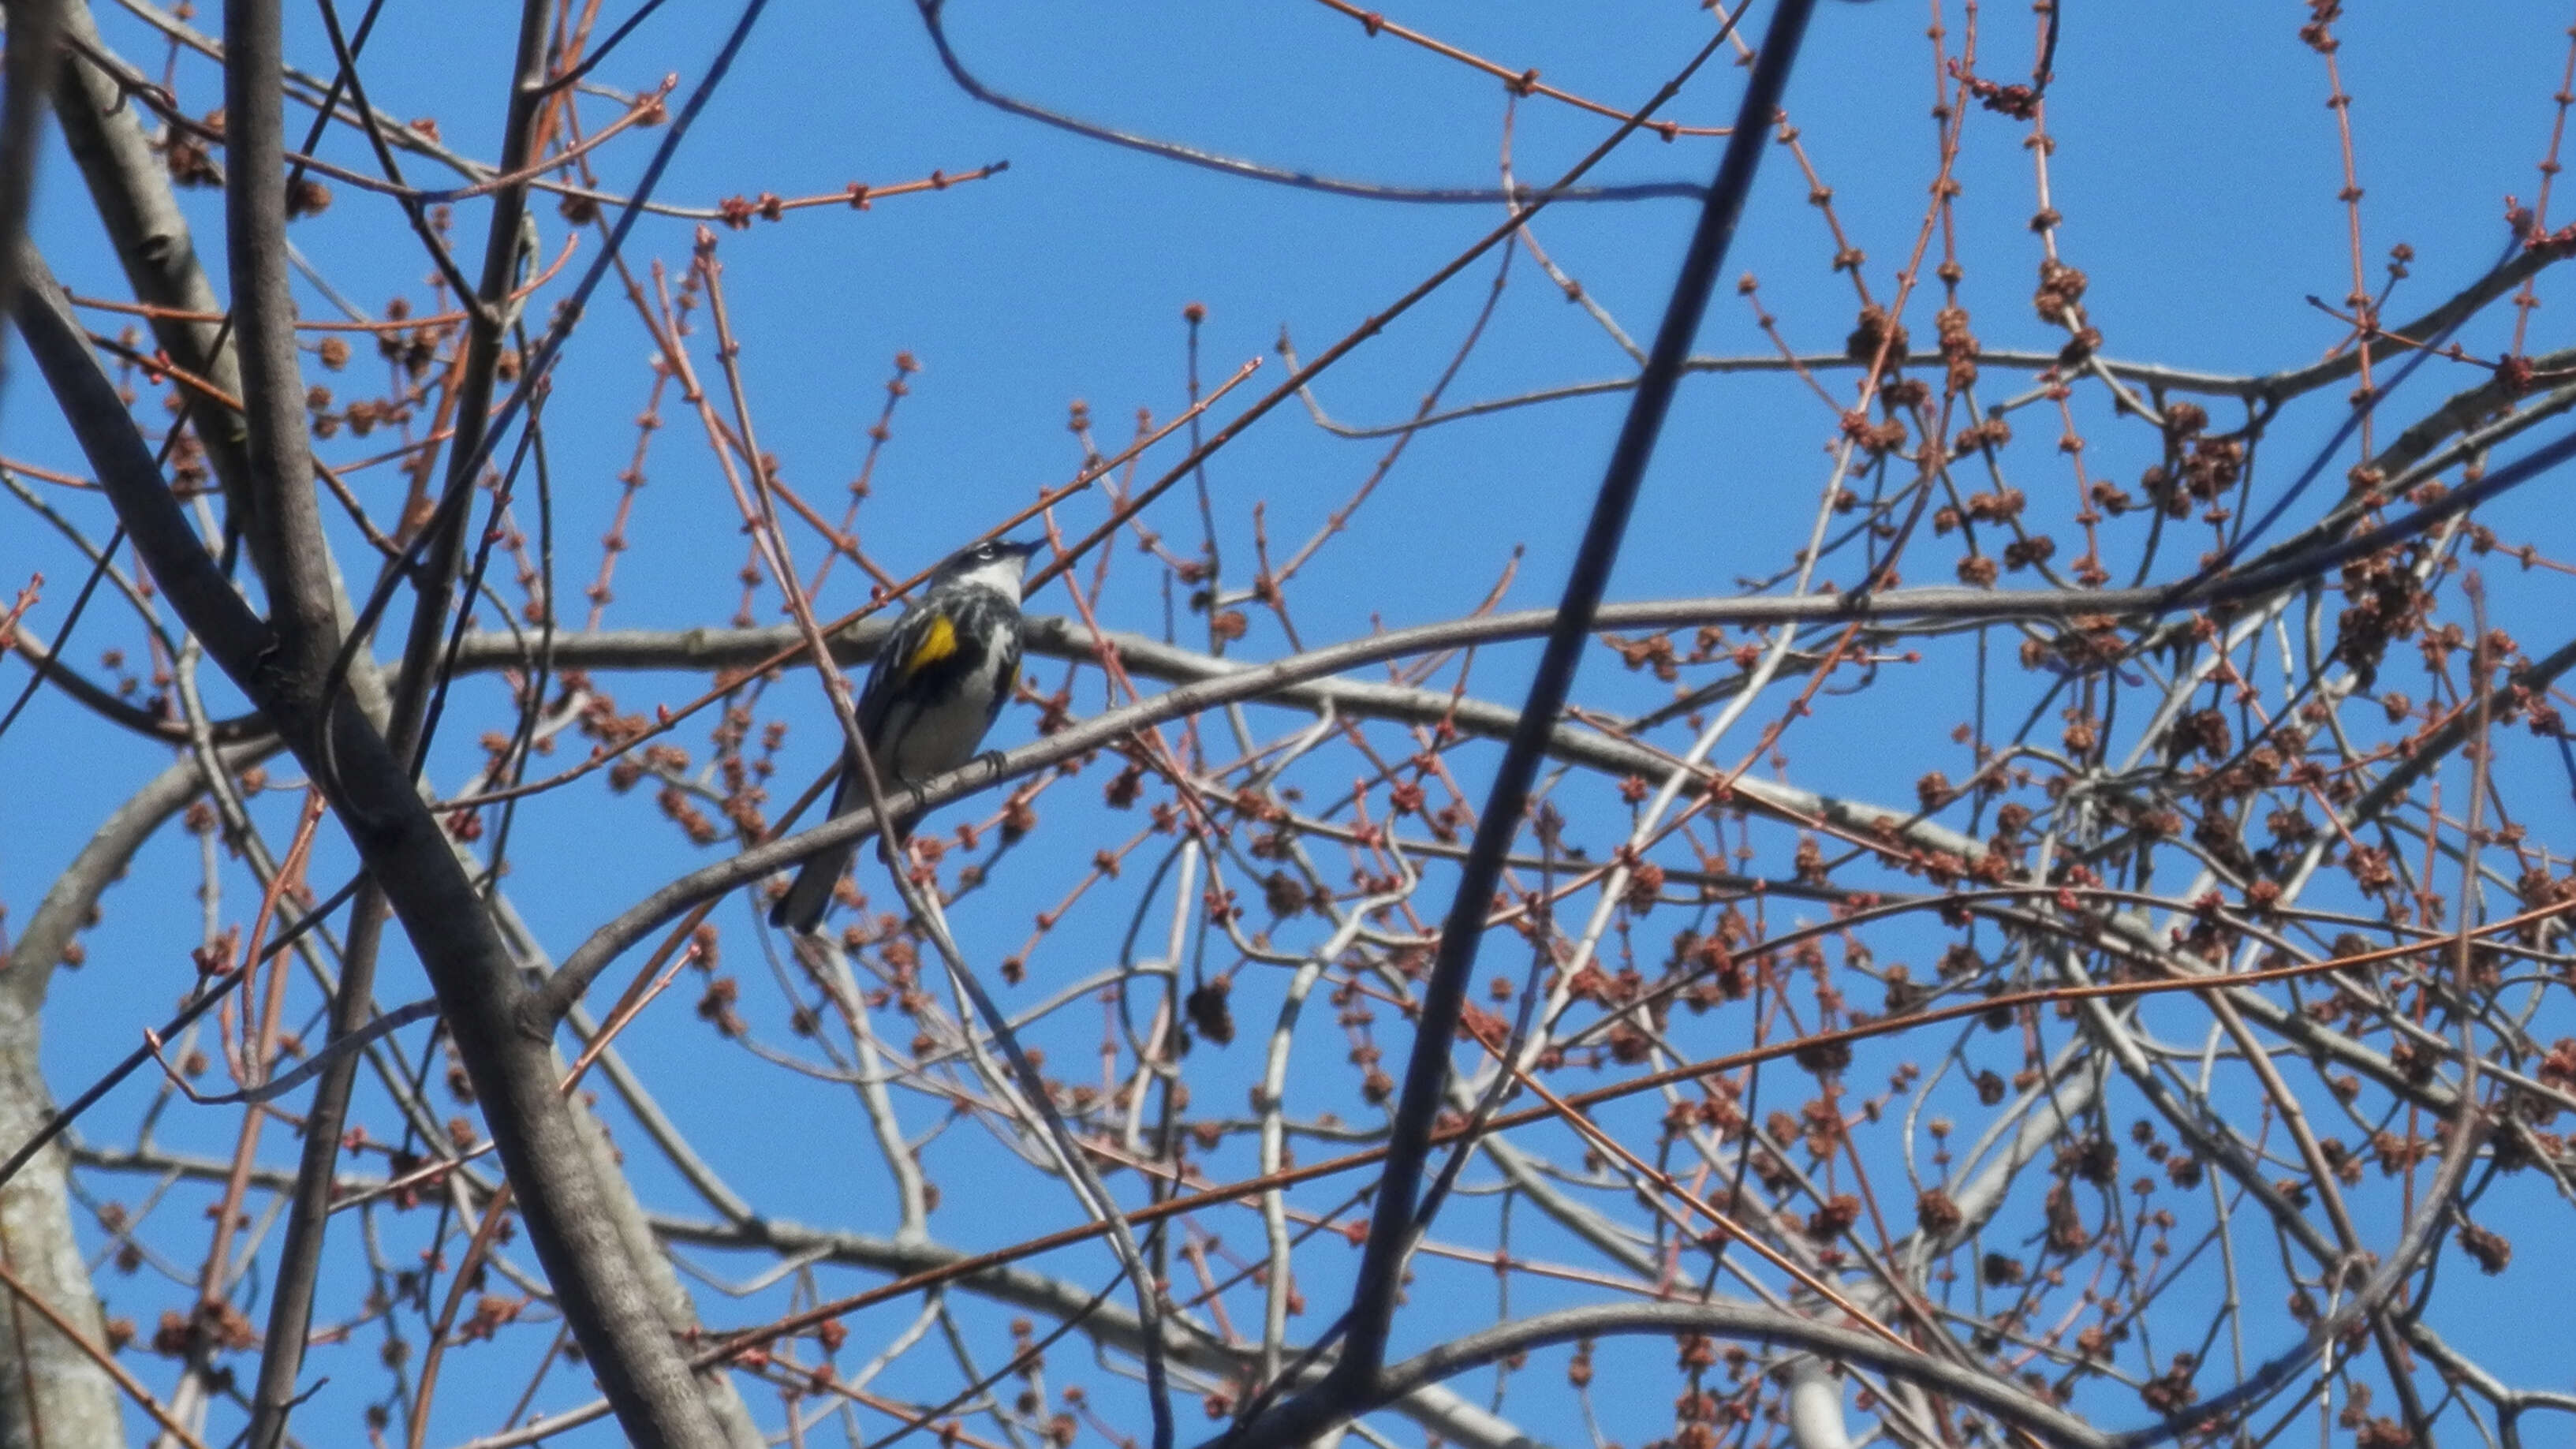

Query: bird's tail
770;839;856;934
768;807;917;934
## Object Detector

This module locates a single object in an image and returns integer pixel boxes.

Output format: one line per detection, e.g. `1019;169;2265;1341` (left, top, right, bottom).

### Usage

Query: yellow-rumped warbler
770;537;1037;933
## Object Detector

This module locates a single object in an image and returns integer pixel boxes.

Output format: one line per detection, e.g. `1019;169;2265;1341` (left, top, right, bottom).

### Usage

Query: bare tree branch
910;0;1706;207
1323;0;1817;1414
12;237;730;1448
0;0;66;400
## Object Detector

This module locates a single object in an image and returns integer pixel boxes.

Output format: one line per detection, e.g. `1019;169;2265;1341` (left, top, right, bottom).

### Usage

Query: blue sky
9;2;2576;1445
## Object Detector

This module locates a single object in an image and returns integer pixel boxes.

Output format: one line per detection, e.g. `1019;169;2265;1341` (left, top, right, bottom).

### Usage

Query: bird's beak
1005;539;1043;599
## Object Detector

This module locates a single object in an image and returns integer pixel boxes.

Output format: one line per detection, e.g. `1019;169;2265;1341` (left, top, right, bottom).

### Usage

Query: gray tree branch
12;238;727;1447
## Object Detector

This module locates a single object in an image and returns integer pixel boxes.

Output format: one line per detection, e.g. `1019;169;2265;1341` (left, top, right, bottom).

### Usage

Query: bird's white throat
946;554;1029;599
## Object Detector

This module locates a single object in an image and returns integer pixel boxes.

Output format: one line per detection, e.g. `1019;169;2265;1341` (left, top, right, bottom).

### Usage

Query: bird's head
932;537;1040;597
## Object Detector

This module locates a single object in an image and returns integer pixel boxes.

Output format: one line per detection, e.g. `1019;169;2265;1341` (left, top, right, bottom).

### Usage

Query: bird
770;536;1037;933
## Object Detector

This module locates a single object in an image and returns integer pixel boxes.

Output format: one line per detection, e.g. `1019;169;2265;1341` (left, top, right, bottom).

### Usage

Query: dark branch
911;0;1707;207
221;0;333;652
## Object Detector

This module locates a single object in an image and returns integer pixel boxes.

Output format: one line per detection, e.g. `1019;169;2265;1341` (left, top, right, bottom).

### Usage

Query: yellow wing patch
903;612;959;677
